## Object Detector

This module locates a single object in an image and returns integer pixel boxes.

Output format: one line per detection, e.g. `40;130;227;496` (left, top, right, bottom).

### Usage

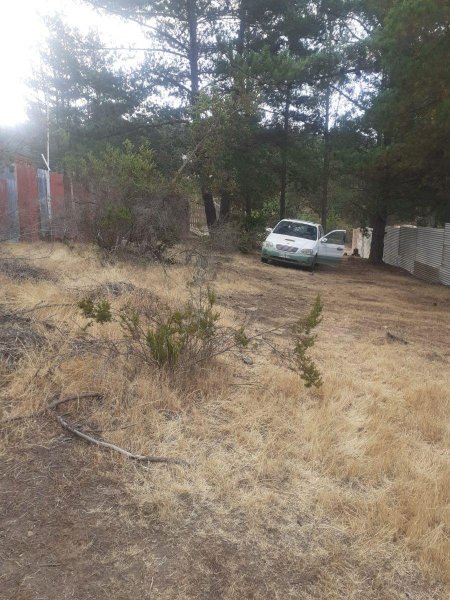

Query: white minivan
261;219;346;270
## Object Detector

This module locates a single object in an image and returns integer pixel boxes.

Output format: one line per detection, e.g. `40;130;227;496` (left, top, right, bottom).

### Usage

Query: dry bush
0;252;53;281
94;192;189;259
207;220;262;255
0;305;49;368
208;221;241;253
80;142;190;256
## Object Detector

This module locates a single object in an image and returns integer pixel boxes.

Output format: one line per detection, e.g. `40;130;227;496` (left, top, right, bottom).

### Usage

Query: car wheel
261;256;269;264
308;256;317;272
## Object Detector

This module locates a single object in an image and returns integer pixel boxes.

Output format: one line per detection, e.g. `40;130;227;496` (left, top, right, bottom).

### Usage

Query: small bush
120;287;220;368
78;299;113;325
292;295;323;388
78;289;324;386
79;286;243;372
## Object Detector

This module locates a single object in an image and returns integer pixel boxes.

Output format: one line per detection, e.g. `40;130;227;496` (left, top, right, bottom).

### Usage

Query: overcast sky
0;0;147;126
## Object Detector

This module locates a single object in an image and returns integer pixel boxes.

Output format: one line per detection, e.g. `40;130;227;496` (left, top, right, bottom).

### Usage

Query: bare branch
329;84;366;110
77;46;187;60
1;393;102;425
55;414;189;466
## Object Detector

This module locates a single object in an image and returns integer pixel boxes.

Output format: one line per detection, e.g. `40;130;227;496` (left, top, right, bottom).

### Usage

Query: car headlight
300;248;314;255
264;241;274;248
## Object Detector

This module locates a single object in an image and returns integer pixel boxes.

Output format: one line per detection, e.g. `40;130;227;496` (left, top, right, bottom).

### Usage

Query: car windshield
272;221;318;241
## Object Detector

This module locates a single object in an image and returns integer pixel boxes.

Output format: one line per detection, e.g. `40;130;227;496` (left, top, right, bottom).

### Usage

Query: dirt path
1;422;157;600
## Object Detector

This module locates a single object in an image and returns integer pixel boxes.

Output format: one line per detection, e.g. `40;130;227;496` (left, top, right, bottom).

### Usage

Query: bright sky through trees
0;0;146;125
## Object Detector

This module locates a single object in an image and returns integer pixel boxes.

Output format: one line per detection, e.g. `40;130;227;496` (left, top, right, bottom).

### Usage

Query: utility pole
41;93;52;238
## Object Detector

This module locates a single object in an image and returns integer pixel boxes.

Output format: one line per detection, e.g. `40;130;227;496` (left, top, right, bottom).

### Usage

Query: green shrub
292;295;323;388
77;288;324;387
96;205;134;250
78;298;113;325
79;287;224;370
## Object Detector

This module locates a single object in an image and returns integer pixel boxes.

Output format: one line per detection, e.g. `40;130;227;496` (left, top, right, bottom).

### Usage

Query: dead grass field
1;241;449;600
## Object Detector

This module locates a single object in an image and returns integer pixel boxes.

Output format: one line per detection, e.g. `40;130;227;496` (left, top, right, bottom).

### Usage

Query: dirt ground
1;248;449;600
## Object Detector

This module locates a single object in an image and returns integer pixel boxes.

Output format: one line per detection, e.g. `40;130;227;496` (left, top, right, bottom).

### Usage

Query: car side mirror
321;237;328;243
265;227;273;233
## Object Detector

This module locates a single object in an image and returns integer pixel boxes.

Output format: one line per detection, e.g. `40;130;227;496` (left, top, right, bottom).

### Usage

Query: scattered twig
55;414;189;466
87;422;138;433
20;302;75;314
1;413;37;425
386;331;408;345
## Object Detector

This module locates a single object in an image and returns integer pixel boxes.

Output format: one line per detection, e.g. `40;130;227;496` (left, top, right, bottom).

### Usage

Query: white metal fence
383;224;450;285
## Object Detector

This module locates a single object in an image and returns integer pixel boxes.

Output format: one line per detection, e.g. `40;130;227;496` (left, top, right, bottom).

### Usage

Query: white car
261;219;346;270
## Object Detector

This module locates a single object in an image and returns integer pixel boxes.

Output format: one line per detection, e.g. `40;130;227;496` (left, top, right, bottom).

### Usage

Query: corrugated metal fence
0;159;76;242
0;166;20;242
1;158;191;244
383;224;450;285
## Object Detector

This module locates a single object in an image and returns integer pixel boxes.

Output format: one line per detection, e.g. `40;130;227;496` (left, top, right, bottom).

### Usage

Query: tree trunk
245;193;251;218
279;86;291;221
237;0;248;55
369;211;387;264
321;85;331;232
187;0;214;229
186;0;199;104
219;188;232;222
203;191;217;229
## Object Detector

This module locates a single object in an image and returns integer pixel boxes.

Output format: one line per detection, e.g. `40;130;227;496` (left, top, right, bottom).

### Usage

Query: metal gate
0;166;20;242
37;169;51;236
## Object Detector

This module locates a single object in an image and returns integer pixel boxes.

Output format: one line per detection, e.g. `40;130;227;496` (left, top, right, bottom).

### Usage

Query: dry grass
1;241;449;599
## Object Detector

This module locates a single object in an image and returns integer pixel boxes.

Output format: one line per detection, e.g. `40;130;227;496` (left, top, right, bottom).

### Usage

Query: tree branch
329;84;366;110
79;46;187;59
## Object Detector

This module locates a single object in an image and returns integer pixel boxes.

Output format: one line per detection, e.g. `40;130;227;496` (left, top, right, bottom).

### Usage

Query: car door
316;230;346;266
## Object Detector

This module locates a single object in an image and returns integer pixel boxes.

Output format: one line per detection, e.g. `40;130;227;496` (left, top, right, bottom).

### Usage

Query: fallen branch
1;393;103;425
55;414;189;467
47;393;103;411
2;392;188;466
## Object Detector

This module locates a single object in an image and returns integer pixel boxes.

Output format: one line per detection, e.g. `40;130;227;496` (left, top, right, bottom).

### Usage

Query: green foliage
80;287;221;369
234;326;250;349
78;299;113;326
144;295;219;367
23;0;449;251
292;295;323;389
100;206;133;228
27;15;143;172
88;140;161;199
96;205;135;249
